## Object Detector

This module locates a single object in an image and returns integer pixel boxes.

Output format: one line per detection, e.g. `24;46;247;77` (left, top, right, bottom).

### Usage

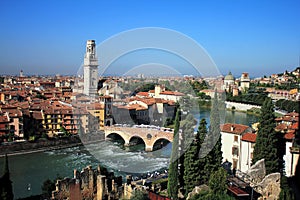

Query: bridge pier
145;145;153;152
124;142;130;147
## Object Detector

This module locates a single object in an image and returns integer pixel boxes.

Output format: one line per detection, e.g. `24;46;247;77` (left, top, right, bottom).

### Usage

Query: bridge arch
106;132;126;144
128;136;146;147
104;126;174;151
152;137;171;151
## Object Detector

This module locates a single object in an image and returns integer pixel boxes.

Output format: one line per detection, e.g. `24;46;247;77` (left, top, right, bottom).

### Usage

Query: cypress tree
197;90;223;184
179;114;196;190
167;109;180;200
183;118;207;196
208;90;223;173
252;97;281;174
0;154;14;200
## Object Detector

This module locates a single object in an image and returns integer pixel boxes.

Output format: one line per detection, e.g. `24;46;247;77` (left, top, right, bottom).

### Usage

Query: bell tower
83;40;98;96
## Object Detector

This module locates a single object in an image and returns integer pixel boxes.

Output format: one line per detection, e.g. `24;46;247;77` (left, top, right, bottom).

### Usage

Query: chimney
231;125;234;132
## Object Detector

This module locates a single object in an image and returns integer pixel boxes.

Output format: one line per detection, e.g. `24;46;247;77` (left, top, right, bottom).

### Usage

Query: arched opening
153;138;171;151
106;133;125;145
127;136;145;151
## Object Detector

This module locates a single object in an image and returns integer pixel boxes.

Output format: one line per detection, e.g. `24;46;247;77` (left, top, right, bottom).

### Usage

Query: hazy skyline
0;0;299;77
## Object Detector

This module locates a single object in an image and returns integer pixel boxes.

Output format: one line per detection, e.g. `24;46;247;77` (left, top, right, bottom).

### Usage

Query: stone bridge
104;125;174;151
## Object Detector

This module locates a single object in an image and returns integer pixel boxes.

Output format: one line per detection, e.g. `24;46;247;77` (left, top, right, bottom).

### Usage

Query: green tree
252;97;282;174
183;118;207;196
279;176;295;200
179;114;196;189
0;154;14;200
167;109;180;200
189;167;233;200
130;190;150;200
208;90;223;173
208;167;228;194
42;179;55;198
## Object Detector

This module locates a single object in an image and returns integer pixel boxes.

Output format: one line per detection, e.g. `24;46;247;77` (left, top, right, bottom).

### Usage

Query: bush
130;190;149;200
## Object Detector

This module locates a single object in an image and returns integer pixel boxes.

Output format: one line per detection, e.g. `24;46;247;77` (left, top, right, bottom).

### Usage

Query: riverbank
0;133;106;157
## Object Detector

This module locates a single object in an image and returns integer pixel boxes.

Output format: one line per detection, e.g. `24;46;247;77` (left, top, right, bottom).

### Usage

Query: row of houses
0;76;183;140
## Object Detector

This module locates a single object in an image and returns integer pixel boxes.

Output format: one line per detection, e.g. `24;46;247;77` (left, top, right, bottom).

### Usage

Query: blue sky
0;0;299;77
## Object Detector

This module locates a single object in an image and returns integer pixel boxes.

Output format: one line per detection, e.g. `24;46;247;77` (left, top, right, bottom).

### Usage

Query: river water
0;109;258;199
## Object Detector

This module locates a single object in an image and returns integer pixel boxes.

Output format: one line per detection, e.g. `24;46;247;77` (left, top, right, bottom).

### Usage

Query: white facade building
220;123;251;171
83;40;98;97
240;133;256;172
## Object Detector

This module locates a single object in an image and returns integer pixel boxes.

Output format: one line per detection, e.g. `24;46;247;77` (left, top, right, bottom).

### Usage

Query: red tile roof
284;130;295;140
290;122;299;130
275;123;288;131
241;133;257;143
220;123;250;135
160;91;184;96
0;115;9;123
136;92;149;97
32;111;43;120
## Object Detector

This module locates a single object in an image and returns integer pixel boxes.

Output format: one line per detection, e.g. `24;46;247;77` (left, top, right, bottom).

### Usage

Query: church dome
224;72;234;80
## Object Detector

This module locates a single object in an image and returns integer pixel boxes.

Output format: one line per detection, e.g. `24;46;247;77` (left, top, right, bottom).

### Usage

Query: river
0;108;258;199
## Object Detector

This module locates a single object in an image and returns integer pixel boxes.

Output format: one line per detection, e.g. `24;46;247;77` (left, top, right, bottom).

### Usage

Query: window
234;135;238;142
232;146;239;156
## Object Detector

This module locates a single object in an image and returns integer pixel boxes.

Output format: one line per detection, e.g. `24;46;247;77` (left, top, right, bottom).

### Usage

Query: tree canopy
252;97;282;174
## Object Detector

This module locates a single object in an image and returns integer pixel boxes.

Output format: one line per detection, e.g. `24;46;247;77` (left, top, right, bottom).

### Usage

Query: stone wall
52;165;123;200
225;101;261;111
236;159;281;200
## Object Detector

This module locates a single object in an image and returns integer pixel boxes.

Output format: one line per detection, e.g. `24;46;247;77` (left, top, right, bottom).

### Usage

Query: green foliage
41;179;55;198
183;119;207;196
167;109;180;200
207;91;223;174
189;167;233;200
208;168;228;194
279;176;295;200
163;118;173;127
135;83;156;93
226;91;268;106
59;125;70;137
189;80;209;93
275;99;299;113
130;190;150;200
180;113;198;189
252;98;283;174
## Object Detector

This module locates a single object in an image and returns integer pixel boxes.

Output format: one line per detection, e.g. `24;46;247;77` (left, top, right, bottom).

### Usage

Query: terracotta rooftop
275;123;288;131
290;122;299;130
284;130;295;140
241;133;257;143
220;123;250;135
1;108;22;117
160;91;184;96
136;92;149;97
32;111;43;120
